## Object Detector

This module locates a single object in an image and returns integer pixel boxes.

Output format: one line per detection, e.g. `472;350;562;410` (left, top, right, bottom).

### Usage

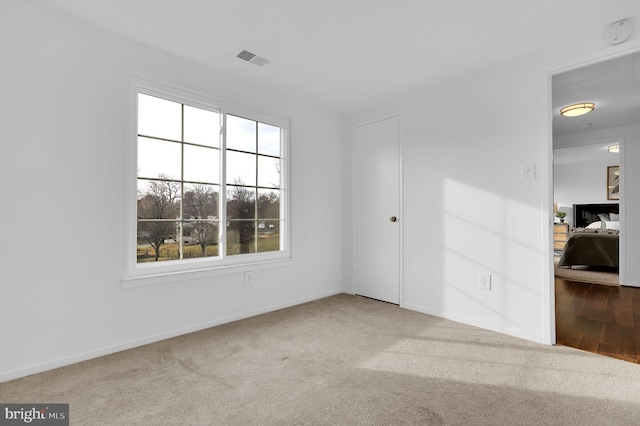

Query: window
129;78;289;280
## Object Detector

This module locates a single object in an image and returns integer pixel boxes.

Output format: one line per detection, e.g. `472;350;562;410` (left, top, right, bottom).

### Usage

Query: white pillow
610;213;620;221
586;221;602;229
605;221;620;230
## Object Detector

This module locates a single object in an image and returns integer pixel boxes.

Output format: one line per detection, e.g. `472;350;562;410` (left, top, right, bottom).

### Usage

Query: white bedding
586;220;620;230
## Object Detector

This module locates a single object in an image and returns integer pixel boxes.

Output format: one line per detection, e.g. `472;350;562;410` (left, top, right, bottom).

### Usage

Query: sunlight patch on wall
442;179;544;326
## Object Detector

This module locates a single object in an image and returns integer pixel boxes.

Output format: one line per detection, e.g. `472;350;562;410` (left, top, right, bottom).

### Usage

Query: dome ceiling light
560;102;595;117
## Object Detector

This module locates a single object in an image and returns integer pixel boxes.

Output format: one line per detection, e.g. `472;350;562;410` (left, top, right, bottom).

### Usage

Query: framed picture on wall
607;165;620;200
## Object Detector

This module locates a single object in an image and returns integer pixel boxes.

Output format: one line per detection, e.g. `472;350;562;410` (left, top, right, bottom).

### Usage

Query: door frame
543;40;640;344
351;112;404;305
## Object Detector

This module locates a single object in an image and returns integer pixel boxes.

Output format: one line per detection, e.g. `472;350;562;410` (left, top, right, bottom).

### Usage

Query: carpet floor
2;294;640;425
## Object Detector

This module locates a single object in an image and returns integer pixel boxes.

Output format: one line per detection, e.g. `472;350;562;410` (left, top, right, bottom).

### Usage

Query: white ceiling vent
235;49;270;67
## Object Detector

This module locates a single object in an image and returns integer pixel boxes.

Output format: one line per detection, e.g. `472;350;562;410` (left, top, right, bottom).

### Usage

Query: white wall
622;126;640;286
344;16;640;343
0;1;344;382
553;143;620;227
555;124;640;285
346;59;548;342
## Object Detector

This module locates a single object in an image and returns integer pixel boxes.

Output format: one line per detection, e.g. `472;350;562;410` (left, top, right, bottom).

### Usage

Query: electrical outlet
478;273;492;291
244;271;254;286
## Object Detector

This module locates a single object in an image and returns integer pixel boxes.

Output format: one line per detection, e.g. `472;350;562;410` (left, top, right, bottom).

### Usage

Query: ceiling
553;143;619;165
26;0;640;116
553;52;640;140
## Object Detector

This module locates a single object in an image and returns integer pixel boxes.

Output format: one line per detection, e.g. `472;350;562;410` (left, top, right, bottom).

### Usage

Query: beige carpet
2;294;640;425
554;257;619;286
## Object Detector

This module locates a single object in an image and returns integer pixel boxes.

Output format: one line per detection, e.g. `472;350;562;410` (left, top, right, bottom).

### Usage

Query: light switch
521;162;536;180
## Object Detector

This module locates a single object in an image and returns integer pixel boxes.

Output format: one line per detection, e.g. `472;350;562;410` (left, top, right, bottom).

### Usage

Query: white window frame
123;76;292;288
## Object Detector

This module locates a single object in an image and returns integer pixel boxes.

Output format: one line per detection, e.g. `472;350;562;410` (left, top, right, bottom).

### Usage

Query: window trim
124;75;292;287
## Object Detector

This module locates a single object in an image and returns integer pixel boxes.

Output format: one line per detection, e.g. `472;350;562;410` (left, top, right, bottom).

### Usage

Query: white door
353;115;400;304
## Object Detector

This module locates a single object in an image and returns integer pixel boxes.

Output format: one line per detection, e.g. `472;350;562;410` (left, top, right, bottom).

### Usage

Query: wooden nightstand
554;222;569;250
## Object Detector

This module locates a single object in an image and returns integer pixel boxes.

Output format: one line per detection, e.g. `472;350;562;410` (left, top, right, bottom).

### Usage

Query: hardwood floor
555;277;640;363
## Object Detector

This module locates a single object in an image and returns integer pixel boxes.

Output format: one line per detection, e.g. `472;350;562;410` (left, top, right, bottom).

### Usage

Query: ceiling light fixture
608;144;620;153
560;102;595;117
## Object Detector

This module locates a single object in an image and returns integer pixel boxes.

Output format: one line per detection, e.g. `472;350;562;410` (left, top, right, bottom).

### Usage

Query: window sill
122;258;295;289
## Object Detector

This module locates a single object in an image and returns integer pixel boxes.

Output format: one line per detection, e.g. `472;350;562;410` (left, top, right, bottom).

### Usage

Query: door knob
390;216;397;222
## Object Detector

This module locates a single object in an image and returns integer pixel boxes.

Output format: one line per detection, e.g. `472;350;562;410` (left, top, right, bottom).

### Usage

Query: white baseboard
401;302;548;345
0;288;349;384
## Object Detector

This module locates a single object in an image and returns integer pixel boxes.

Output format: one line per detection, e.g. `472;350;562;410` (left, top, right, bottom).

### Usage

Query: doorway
549;48;640;359
353;115;401;304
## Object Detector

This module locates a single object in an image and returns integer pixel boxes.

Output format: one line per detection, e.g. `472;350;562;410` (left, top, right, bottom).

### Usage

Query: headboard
573;203;619;228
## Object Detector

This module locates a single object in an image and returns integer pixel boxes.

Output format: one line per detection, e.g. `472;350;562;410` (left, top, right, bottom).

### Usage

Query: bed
557;203;619;269
572;203;619;228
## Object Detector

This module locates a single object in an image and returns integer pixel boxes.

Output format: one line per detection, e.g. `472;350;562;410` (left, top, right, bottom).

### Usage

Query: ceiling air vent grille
235;49;270;67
